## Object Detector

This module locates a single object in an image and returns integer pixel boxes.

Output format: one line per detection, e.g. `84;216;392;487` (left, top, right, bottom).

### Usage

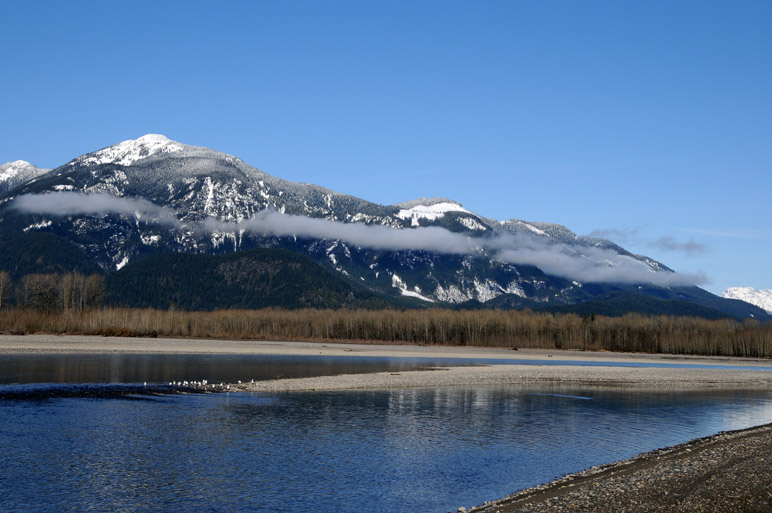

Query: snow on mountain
395;199;472;226
0;160;50;196
72;134;184;167
6;133;759;317
722;287;772;313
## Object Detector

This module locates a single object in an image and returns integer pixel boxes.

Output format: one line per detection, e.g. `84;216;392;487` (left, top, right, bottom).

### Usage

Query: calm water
0;353;478;385
2;355;772;513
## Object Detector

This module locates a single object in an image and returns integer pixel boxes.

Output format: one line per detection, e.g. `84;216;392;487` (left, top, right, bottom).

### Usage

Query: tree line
1;305;771;358
0;271;105;313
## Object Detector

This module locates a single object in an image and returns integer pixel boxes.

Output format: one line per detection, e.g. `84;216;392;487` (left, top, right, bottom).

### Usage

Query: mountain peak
723;287;772;313
0;160;50;196
73;134;184;167
1;160;35;175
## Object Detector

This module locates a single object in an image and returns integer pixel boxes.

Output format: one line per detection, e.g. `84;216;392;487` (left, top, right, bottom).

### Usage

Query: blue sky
1;1;770;295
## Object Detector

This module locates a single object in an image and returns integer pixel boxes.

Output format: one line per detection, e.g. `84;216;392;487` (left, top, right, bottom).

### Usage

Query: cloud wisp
11;192;704;286
205;211;477;255
12;192;179;227
590;226;710;257
648;236;709;257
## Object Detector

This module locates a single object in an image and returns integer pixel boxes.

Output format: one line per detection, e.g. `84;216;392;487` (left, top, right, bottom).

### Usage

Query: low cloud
491;234;705;286
12;192;179;227
205;211;477;255
11;192;705;286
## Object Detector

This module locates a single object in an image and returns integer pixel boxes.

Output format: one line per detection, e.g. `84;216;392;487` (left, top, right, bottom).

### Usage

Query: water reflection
0;353;468;385
2;367;772;512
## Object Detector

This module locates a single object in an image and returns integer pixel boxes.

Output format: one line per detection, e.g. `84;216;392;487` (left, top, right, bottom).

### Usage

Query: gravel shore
469;422;772;513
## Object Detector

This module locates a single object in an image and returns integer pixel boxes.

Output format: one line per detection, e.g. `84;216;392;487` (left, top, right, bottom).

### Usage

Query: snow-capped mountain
723;287;772;314
0;134;766;318
0;160;50;196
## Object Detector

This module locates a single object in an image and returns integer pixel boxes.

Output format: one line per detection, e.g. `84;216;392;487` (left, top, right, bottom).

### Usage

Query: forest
0;270;770;358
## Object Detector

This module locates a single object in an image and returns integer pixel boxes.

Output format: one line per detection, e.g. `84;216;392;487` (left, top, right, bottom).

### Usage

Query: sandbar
2;334;772;390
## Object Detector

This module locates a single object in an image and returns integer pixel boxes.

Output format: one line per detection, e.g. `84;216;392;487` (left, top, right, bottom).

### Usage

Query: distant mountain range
723;287;772;314
1;134;768;320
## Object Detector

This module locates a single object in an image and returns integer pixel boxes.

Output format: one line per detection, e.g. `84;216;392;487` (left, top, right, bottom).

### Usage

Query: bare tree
84;274;105;309
21;274;60;313
0;271;10;310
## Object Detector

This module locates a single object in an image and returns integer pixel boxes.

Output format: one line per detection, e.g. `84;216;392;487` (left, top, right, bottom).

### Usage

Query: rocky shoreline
467;422;772;513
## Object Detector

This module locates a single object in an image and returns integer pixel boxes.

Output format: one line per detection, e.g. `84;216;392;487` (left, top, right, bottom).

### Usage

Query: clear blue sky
2;1;770;295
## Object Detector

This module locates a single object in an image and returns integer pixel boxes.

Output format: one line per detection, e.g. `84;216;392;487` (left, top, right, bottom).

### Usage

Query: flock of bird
139;379;257;392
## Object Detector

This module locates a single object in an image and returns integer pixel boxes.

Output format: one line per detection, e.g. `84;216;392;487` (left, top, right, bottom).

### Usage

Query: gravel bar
236;364;772;393
468;422;772;513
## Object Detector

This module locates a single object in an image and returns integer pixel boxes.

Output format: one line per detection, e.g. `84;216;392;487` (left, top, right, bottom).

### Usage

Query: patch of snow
458;217;487;231
211;231;238;251
74;134;183;167
53;184;74;191
519;221;547;236
504;281;526;297
391;274;435;302
141;234;161;245
23;220;52;232
116;256;129;270
474;279;505;302
723;287;772;313
434;284;469;303
395;201;471;226
204;176;215;213
351;213;376;223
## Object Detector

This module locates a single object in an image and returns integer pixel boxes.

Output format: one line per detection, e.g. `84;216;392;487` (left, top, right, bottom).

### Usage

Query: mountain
0;160;50;196
1;134;767;319
723;287;772;314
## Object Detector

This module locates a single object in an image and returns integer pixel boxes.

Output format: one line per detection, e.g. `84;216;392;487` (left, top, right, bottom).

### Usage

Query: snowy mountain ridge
0;160;50;196
1;134;767;319
72;134;185;167
722;287;772;314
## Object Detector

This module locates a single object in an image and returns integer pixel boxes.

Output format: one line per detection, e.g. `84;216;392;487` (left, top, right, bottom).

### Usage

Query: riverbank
468;422;772;513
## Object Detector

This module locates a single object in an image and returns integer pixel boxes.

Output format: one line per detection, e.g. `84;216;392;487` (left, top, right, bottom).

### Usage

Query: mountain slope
104;248;393;310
